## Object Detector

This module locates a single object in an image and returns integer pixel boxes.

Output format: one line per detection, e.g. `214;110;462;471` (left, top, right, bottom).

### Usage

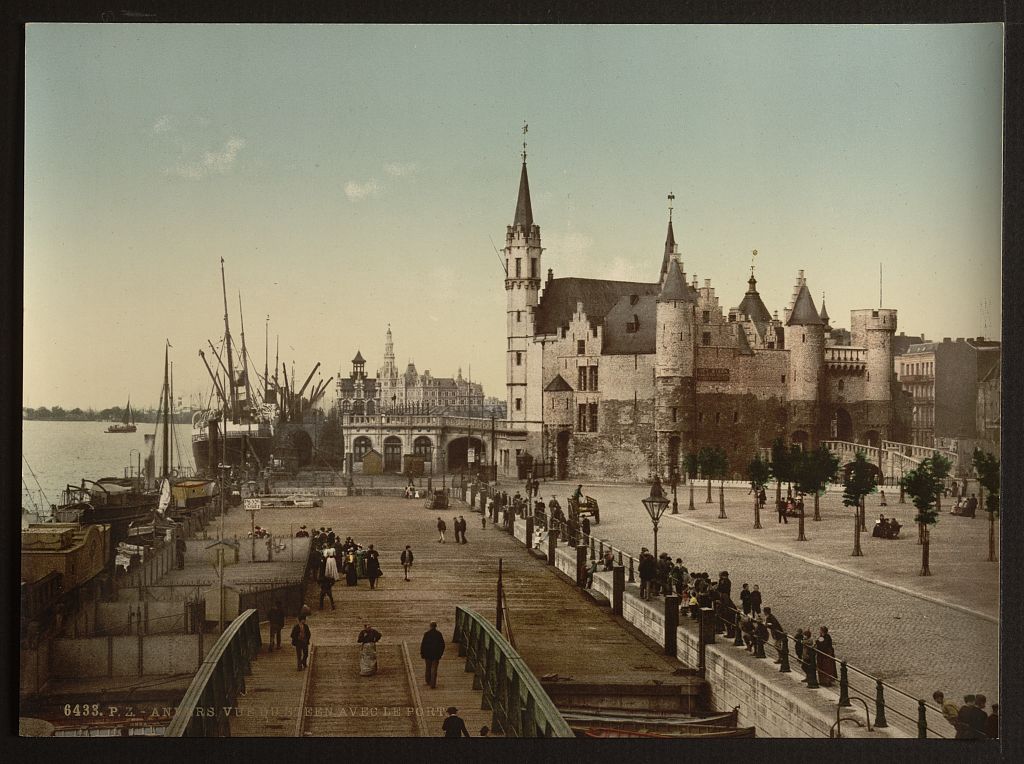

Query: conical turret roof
786;284;824;326
659;220;677;280
352;350;365;364
737;271;772;324
819;298;830;324
657;258;695;303
513;161;533;228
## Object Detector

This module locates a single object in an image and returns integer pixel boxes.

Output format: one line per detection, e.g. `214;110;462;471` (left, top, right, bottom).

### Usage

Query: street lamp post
641;484;671;560
670;469;679;515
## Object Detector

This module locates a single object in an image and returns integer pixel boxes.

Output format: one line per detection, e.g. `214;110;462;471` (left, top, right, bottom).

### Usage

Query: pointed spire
786;284;824;326
660;193;679;281
513;158;533;228
658;257;695;303
819;293;831;325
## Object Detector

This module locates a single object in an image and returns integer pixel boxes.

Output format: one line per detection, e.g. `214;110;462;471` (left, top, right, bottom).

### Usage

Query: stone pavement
502;479;999;717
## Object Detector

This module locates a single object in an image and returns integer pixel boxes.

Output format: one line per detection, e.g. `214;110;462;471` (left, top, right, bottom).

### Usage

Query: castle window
698;412;704;423
515;258;522;277
702;332;711;346
517;311;522;323
626;314;640;333
781;375;786;383
578;366;588;391
767;342;775;349
630;294;639;306
589;403;598;432
577;339;586;355
672;407;678;423
702;310;710;324
578;404;587;431
838;379;844;392
515;398;522;411
530;258;538;279
589;365;598;390
729;314;735;322
715;412;721;424
733;411;739;423
802;333;806;343
516;351;522;366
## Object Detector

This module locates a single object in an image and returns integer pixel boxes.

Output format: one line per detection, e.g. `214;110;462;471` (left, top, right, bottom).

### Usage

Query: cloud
168;136;247;180
152;114;173;133
344;179;381;201
383;162;417;177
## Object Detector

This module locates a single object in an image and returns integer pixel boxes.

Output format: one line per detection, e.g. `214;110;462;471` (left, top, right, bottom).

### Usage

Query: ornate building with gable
496;152;911;481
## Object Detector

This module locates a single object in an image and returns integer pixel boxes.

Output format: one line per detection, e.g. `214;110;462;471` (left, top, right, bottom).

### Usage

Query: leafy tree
684;451;699;511
747;454;771;529
699;446;729;518
796;445;840;522
973;448;1000;563
901;455;947;576
770;437;795;510
696;446;717;504
843;451;877;557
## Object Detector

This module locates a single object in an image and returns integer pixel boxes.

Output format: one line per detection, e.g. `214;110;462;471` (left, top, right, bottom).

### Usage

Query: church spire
659;192;678;282
513;123;533;229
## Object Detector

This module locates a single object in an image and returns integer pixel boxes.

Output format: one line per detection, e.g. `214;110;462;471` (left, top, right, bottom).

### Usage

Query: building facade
497;154;910;482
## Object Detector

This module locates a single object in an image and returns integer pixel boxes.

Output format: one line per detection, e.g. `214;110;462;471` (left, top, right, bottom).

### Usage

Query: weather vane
522;121;528;162
668;192;675;222
751;248;757;278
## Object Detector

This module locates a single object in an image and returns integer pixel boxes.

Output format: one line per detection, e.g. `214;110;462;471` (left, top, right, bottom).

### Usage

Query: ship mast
162;341;170;479
264;315;270;403
238;292;254;413
220;258;238;422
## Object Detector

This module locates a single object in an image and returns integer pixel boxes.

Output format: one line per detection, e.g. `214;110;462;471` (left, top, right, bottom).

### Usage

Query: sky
24;24;1003;410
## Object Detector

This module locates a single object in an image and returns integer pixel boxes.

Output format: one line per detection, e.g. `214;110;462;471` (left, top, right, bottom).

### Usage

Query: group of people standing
436;515;470;543
933;690;998;739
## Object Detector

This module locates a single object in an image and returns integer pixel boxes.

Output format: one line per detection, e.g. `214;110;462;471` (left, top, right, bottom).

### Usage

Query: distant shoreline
23;413;193;424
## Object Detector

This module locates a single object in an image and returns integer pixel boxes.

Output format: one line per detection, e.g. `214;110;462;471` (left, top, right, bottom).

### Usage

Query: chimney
547;268;553;283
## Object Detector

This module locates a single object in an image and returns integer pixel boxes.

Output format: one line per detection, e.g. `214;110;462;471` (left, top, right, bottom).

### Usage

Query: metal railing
452;606;574;738
164;608;262;736
529;514;987;740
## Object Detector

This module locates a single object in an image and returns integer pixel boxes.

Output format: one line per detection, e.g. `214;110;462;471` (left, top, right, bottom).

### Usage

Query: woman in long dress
815;626;837;687
357;624;382;676
344;551;358;586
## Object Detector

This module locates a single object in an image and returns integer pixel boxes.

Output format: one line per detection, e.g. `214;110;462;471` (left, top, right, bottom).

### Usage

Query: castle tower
850;307;898;444
504;141;542;425
786;274;825;446
655;256;697;476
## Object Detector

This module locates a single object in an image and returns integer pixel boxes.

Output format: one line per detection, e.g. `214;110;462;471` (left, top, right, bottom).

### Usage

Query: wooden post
612;565;624;616
525;516;533;546
664;595;680;656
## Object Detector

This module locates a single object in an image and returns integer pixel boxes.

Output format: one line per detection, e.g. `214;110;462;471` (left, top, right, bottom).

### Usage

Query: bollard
612;566;624;616
874;680;888;728
733;611;744;646
699;607;716;645
918;699;927;738
838;662;851;706
576;545;588;587
628;556;635;584
779;634;791;673
664;595;680;657
617;550;623;567
547;529;559;565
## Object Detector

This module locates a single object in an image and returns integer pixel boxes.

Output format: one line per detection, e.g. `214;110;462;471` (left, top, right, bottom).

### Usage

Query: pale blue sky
24;24;1003;409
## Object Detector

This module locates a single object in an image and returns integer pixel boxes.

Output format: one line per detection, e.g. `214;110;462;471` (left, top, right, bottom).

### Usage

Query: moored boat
105;398;137;433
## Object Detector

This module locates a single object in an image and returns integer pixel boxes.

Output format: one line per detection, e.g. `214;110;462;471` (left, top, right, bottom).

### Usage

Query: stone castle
498;154;911;481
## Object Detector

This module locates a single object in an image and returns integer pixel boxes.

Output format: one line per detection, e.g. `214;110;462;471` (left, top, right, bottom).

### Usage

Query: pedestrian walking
638;549;656;600
452;515;462;543
420;621;446;688
740;583;751;615
267;600;284;651
357;623;382;676
482;508;487;529
933;691;959;729
793;628;805;662
366;548;383;590
815;626;837;687
437;517;447;543
318;551;336;610
442;707;470;738
880;490;887;506
401;545;414;581
459;515;469;544
290;615;311;670
749;584;762;615
777;498;789;524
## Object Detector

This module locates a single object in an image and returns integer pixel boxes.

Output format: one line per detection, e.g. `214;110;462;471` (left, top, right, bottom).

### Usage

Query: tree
973;448;1000;563
915;454;951;544
901;456;946;576
747;454;771;529
794;446;840;542
684;451;699;511
708;448;730;518
843;451;877;557
697;446;718;504
770;437;795;512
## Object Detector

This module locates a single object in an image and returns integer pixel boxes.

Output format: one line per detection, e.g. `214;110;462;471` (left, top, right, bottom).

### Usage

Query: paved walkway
222;495;687;737
514;480;998;712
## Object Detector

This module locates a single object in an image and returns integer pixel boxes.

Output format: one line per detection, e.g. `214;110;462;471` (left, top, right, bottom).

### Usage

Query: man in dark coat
718;571;732;597
638;550;657;600
420;621;446;688
955;694;987;739
763;607;784;662
290;615;311;670
268;600;285;651
365;548;382;590
401;545;414;581
749;585;763;615
459;516;468;544
441;707;470;738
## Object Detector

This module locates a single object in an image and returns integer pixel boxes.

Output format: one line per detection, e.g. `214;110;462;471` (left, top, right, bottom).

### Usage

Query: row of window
513;257;539;279
577;403;599;432
352;435;434;460
577;365;599;391
901;360;934;377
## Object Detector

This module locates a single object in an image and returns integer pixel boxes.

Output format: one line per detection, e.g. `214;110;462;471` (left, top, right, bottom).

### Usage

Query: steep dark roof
735;323;754;356
534;277;660;335
737;274;772;324
337;378;378;397
819;299;830;324
658;258;695;303
976;348;1000;383
352;350;365;364
786;285;823;326
544;374;574;392
659;220;676;280
513;162;533;228
602;294;658;354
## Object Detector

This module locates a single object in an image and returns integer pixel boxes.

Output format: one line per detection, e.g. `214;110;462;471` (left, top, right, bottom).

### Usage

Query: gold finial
521;121;528;162
668;192;675;221
751;249;758;278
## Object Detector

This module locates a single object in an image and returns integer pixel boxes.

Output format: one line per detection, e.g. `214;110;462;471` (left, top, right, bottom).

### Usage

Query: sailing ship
190;259;331;478
105;398;137;433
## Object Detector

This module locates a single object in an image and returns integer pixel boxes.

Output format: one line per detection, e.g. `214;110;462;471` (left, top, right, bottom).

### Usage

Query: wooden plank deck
225;495;683;736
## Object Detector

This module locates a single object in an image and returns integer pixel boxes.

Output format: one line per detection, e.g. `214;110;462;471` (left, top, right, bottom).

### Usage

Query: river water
21;420;195;512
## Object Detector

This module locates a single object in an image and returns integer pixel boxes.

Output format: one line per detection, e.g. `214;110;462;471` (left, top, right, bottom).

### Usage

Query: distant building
894;337;1000;447
976;350;1000;454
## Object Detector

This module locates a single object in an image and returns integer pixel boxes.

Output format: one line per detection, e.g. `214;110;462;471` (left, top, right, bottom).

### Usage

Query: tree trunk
988;512;997;563
920;526;931;575
852;503;863;556
718;483;726;518
798;504;806;541
813;492;820;521
776;480;782;513
754;492;762;529
917;520;923;545
688;482;695;511
706;478;712;503
859;500;867;532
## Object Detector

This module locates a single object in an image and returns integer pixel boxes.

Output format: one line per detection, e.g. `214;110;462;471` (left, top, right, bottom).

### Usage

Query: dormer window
626;314;640;333
629;294;639;306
